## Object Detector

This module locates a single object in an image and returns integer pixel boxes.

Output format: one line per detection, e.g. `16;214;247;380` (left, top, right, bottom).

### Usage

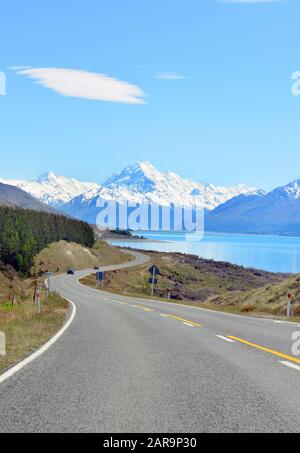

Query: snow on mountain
100;161;258;210
0;162;260;224
271;179;300;201
0;171;101;207
61;161;260;222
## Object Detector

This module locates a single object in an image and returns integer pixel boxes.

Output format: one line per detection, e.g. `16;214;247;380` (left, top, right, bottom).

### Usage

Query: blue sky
0;0;299;191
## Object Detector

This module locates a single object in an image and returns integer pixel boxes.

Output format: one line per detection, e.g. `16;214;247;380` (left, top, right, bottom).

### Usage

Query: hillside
206;180;300;236
0;182;58;213
0;206;95;274
207;273;300;317
81;249;291;317
32;240;133;274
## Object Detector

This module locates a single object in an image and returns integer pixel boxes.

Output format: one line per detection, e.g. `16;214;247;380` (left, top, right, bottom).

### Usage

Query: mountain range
0;171;100;208
1;161;300;236
206;180;300;236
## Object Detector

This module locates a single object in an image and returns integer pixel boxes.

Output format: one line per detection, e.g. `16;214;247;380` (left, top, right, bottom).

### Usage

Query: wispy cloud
16;67;146;105
155;72;187;80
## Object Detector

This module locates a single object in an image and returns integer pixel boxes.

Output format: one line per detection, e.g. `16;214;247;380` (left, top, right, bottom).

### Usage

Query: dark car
94;266;99;270
67;269;75;275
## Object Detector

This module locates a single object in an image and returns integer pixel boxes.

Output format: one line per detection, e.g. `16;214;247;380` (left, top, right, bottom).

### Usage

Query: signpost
287;292;293;318
96;271;106;287
148;265;160;297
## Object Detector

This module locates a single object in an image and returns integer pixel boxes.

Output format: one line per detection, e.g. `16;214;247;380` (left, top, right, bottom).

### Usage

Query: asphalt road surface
1;250;300;433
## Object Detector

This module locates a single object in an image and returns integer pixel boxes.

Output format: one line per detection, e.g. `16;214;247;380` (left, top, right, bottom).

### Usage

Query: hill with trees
0;206;95;274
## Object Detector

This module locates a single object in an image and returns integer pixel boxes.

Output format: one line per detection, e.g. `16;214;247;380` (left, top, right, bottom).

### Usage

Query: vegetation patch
0;206;95;275
0;270;68;374
80;249;295;318
32;240;133;275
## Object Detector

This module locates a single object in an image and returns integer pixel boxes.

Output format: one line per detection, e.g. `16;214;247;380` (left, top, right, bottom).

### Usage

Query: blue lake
109;232;300;274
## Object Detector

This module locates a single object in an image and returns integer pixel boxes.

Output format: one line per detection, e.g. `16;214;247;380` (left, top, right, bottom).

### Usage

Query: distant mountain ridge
3;162;300;236
0;182;58;213
1;161;259;221
206;180;300;236
0;171;101;207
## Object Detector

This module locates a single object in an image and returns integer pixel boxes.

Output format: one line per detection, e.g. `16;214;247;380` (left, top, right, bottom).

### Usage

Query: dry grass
31;240;133;275
80;249;296;319
207;273;300;317
0;280;68;373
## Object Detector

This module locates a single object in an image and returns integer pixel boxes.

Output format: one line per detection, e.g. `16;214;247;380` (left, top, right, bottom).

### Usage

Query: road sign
148;265;160;275
149;265;160;297
45;272;54;293
96;272;105;281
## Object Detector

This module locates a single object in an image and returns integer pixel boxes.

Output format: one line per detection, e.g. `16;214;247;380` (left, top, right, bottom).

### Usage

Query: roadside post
148;265;160;297
45;272;53;294
287;292;293;318
0;331;5;356
35;284;41;314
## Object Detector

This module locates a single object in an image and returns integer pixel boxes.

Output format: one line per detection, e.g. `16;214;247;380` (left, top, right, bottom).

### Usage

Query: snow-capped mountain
271;179;300;201
206;179;300;236
100;161;258;209
0;171;101;207
61;161;260;223
0;161;260;224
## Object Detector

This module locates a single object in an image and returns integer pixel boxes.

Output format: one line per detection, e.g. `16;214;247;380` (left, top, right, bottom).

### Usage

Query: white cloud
17;67;146;104
155;72;187;80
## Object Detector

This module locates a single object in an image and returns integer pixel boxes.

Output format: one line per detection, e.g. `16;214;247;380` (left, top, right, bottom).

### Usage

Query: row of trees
0;207;95;274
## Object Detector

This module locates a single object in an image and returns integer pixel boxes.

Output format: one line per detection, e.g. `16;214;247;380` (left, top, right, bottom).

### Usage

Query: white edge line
216;335;236;343
0;297;76;385
279;361;300;372
183;322;195;327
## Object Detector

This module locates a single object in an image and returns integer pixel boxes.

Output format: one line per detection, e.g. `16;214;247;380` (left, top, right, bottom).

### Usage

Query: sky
0;0;300;191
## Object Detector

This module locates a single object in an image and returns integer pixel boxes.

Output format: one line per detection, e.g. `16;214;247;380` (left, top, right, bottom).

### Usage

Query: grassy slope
31;240;133;275
81;249;295;318
207;273;300;317
0;273;68;373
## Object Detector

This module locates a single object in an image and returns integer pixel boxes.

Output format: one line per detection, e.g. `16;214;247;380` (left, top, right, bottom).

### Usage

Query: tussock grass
80;249;295;319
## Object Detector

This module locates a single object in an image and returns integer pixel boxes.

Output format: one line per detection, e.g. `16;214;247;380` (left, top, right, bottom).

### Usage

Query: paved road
1;250;300;433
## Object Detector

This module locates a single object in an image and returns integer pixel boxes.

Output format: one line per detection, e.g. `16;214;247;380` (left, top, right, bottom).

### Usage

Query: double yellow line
165;314;203;328
229;336;300;365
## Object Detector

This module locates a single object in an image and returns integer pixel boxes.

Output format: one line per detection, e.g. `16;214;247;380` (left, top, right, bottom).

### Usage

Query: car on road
67;269;75;275
94;266;99;270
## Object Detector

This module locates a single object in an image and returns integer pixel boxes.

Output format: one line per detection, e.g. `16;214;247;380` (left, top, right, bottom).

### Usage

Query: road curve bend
1;250;300;433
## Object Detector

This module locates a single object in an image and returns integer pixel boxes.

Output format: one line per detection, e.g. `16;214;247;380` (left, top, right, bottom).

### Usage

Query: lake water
109;232;300;274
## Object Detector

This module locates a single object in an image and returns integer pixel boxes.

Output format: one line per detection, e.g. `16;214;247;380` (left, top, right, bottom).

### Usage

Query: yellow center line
166;314;202;328
229;336;300;365
135;305;155;312
117;301;128;305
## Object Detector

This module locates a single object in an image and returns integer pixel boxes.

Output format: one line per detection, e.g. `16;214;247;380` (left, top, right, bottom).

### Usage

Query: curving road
1;250;300;433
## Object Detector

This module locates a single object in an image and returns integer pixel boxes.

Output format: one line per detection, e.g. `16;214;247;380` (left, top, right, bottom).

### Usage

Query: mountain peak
36;171;59;183
271;179;300;201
